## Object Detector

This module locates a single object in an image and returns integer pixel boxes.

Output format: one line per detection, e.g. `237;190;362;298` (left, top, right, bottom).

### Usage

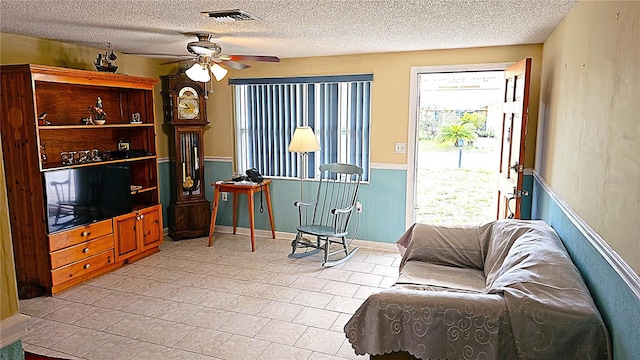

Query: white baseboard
214;225;295;241
212;226;399;253
0;313;30;348
351;239;399;252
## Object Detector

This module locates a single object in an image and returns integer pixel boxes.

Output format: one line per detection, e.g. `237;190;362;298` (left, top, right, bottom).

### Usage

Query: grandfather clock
161;69;211;240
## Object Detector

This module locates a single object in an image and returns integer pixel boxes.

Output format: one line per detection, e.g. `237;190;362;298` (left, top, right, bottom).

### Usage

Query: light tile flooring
20;233;401;360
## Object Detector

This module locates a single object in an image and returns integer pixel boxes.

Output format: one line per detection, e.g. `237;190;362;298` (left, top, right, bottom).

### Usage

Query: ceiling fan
165;33;280;83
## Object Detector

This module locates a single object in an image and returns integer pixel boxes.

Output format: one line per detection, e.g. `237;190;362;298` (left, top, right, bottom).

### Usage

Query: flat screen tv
43;164;132;233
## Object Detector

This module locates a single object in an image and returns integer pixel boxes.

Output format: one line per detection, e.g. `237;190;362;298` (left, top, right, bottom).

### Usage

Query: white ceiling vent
203;9;259;23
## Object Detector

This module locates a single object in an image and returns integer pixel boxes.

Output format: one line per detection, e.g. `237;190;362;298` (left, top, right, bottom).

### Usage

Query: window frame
230;74;372;181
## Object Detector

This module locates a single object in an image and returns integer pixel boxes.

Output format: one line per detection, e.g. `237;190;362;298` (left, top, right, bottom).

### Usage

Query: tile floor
20;233;401;360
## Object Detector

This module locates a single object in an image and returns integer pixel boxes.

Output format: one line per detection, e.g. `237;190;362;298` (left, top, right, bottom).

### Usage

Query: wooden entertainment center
1;64;163;297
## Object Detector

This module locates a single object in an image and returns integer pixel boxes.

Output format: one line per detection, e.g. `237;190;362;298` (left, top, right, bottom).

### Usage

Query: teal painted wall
159;162;534;241
0;340;24;360
158;160;171;225
521;174;533;219
532;176;640;360
159;160;407;243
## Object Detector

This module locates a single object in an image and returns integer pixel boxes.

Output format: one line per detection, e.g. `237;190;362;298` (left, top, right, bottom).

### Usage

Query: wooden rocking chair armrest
294;200;317;208
331;205;354;215
50;180;70;185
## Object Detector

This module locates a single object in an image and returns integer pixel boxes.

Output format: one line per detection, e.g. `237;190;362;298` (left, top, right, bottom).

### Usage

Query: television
43;164;132;233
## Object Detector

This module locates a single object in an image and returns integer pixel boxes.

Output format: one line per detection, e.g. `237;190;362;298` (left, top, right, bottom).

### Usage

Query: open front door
497;58;532;219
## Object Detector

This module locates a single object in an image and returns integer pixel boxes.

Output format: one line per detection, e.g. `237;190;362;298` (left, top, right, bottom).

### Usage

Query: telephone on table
232;168;264;183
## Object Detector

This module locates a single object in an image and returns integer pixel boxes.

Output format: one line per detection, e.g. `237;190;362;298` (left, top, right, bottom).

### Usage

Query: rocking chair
289;163;362;266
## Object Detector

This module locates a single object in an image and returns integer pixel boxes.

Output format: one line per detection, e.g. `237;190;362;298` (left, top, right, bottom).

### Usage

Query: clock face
177;87;200;120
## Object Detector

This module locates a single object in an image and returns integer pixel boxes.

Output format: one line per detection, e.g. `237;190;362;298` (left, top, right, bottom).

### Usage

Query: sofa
344;220;611;359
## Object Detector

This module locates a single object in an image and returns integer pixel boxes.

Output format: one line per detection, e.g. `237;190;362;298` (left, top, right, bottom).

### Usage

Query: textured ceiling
0;0;578;60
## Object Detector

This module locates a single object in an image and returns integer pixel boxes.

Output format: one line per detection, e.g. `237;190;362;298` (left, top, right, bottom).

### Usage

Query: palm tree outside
437;122;477;146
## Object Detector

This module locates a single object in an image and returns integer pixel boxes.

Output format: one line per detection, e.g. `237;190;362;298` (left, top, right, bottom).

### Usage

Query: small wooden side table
208;179;275;251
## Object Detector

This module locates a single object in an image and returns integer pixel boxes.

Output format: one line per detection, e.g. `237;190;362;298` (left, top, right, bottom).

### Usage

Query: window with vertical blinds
230;74;372;180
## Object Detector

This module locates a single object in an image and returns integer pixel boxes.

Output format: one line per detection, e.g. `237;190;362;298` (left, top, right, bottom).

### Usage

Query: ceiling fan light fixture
210;63;229;81
186;62;211;83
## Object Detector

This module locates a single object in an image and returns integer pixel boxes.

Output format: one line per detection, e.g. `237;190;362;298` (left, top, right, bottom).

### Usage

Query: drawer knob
140;214;145;220
81;231;91;237
83;248;90;253
84;264;90;269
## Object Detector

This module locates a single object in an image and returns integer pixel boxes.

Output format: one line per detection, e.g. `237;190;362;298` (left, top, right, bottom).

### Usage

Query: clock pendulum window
161;69;211;240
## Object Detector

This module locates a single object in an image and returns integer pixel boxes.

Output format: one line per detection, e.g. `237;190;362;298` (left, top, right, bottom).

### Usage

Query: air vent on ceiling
203;9;259;23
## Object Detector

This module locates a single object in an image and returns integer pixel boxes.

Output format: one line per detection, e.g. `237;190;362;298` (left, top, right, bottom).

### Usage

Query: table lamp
288;126;320;200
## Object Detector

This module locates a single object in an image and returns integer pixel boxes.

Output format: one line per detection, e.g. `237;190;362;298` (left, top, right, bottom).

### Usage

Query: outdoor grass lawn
416;138;498;224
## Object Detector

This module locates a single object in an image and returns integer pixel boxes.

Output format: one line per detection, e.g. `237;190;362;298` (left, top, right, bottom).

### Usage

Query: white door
496;58;532;219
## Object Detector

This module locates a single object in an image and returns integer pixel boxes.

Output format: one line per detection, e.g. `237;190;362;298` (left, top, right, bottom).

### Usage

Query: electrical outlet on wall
395;142;406;153
356;201;362;213
222;192;228;201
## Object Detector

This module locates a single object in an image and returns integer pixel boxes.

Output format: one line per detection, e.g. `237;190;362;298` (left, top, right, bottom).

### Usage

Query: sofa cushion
483;219;551;286
345;288;517;360
398;261;486;293
397;223;488;270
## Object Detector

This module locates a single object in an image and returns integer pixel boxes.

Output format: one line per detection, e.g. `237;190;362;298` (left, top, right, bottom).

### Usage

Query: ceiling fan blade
123;52;192;57
161;58;195;65
225;55;280;63
221;60;251;70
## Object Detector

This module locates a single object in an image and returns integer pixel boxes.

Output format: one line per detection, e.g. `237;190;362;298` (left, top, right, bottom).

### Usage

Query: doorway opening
413;70;504;225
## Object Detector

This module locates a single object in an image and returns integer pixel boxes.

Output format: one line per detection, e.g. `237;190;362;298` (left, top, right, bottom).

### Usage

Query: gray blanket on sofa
344;220;611;359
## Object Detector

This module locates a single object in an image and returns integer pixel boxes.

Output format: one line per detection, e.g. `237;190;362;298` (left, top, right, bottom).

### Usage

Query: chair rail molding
370;162;407;170
204;156;233;163
533;171;640;299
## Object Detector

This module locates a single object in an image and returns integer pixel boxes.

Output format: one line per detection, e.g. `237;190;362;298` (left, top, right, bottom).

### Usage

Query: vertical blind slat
249;86;258;170
307;84;315;178
257;85;263;171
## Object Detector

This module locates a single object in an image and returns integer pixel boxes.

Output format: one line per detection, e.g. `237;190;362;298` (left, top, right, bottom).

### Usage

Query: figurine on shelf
38;112;51;126
88;97;106;124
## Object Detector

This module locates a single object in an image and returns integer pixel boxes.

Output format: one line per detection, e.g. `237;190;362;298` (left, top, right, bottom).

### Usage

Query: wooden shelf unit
1;64;163;297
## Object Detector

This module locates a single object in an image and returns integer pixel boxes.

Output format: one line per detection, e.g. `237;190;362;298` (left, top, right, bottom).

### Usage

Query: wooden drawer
49;219;113;252
51;250;114;286
50;234;114;269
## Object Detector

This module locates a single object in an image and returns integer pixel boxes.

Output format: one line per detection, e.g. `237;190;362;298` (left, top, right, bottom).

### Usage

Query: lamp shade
210;63;229;81
288;126;320;153
186;62;211;82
